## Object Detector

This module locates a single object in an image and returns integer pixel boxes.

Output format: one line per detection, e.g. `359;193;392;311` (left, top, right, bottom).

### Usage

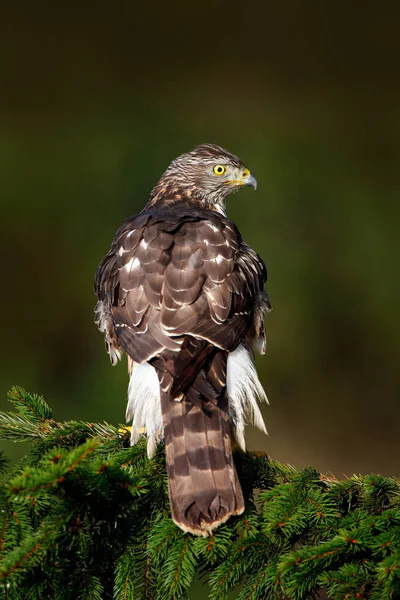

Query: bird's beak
241;167;257;191
225;168;258;190
243;172;257;191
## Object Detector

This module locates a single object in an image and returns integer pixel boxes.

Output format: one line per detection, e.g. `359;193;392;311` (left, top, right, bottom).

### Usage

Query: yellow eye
213;165;227;176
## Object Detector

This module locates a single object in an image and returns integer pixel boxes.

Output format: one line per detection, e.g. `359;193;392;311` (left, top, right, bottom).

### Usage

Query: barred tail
159;351;244;536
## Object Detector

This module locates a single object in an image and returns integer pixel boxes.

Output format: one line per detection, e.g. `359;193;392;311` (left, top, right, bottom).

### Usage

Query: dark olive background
1;2;399;485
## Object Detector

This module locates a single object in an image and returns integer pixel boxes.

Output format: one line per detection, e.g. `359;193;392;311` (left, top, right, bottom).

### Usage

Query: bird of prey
94;144;271;536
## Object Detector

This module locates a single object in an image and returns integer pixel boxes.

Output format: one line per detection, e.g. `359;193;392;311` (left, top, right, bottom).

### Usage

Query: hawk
94;144;271;536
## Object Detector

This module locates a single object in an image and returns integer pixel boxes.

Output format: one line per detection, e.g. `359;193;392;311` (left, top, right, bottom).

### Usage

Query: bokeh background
1;2;399;482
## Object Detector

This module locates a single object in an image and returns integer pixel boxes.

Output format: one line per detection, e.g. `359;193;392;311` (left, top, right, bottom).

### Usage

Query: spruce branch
0;388;400;599
6;387;52;424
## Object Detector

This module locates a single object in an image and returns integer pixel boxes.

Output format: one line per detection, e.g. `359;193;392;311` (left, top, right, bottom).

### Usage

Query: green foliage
0;389;399;599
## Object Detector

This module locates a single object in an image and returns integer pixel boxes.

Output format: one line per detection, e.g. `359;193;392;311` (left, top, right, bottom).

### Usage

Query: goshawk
94;144;271;535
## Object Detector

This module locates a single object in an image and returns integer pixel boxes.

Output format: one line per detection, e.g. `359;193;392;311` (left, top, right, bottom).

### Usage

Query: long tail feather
159;351;244;536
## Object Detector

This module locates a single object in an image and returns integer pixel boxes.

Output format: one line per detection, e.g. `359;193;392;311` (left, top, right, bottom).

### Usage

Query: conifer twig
0;387;400;600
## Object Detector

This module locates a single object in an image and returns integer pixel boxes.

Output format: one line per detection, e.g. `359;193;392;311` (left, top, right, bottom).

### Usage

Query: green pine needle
1;388;400;599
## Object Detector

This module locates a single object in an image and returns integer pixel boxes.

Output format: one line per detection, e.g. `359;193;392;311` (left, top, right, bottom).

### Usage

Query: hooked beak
241;167;257;190
225;168;258;190
243;172;257;191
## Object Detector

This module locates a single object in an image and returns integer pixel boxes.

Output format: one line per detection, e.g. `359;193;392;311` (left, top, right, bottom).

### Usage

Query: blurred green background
1;2;399;481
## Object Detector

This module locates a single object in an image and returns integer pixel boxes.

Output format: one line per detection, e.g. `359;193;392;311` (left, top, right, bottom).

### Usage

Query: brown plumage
94;144;271;535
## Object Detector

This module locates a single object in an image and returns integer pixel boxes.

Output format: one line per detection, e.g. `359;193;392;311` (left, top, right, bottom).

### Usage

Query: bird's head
149;143;257;211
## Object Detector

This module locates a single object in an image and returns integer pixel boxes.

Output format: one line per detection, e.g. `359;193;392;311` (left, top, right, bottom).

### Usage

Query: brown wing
95;204;266;367
95;204;268;535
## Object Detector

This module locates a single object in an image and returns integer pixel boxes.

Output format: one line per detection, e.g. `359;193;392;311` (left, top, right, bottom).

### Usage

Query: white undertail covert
226;344;268;450
126;343;267;457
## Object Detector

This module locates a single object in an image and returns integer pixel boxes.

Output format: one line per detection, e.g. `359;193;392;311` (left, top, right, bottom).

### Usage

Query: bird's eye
213;165;227;176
